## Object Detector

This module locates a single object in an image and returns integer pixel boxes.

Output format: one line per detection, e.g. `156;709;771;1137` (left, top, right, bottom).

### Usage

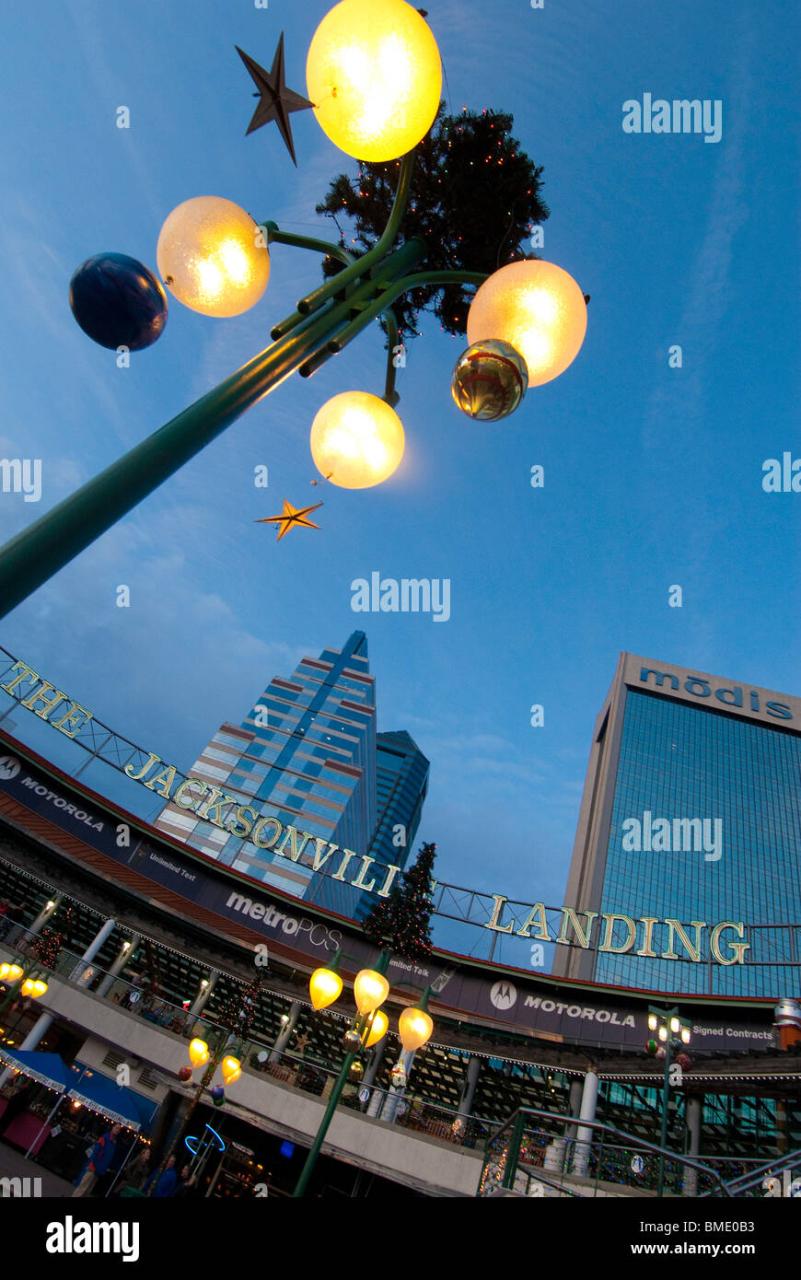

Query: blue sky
1;0;800;958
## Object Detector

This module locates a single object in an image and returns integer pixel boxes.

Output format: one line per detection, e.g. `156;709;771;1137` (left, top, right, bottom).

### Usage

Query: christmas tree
315;106;549;338
218;975;263;1037
363;843;437;961
31;904;72;971
32;926;64;971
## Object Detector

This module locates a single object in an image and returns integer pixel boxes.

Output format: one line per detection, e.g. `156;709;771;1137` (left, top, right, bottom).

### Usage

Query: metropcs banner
0;653;748;967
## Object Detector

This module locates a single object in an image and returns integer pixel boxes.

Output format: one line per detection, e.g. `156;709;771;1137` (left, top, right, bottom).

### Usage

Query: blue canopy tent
71;1062;158;1133
0;1048;74;1092
0;1048;157;1133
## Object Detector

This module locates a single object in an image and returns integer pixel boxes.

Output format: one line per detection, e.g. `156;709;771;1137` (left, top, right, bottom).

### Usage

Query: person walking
115;1145;152;1196
144;1153;179;1198
72;1124;121;1197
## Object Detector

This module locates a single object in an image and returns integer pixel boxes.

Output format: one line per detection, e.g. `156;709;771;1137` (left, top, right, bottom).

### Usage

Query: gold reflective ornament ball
306;0;442;162
343;1026;363;1051
310;391;405;489
467;259;587;387
451;339;529;421
349;1059;365;1081
157;196;270;317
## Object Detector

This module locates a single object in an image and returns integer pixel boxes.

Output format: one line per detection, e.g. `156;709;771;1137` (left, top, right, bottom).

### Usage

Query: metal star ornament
256;500;323;542
236;36;314;166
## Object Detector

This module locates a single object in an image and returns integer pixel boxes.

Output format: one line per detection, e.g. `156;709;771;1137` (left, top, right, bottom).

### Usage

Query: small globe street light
645;1004;693;1197
0;0;589;620
293;949;434;1198
0;961;48;1019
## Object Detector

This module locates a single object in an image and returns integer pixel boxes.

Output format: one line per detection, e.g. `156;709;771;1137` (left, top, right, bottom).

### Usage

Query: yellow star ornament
256;499;323;541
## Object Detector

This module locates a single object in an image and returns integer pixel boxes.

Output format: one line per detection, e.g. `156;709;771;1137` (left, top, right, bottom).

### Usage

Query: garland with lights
362;842;437;961
316;106;549;337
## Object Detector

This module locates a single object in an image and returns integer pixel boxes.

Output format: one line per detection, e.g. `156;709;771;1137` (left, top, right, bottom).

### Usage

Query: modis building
553;654;801;997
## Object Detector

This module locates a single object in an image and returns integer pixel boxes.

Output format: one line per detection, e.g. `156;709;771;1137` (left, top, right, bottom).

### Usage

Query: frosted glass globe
157;196;270;317
467;260;587;387
310;391;405;489
306;0;442;162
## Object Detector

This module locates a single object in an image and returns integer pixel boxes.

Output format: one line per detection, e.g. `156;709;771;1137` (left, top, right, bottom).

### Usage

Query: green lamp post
0;1;588;622
646;1004;693;1196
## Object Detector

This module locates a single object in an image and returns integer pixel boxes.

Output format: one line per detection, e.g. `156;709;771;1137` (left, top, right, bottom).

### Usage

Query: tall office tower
155;632;377;911
553;653;801;997
347;729;430;921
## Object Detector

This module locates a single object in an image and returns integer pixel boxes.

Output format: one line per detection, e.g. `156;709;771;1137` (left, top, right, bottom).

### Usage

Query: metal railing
479;1106;733;1198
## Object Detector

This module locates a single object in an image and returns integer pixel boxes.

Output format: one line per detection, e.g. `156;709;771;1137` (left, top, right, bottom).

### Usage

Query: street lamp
310;391;406;488
0;1;589;620
0;962;48;1018
645;1004;693;1196
293;952;434;1198
157;196;271;317
306;0;443;162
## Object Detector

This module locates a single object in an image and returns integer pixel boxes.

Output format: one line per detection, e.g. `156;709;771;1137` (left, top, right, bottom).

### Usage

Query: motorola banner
0;744;776;1054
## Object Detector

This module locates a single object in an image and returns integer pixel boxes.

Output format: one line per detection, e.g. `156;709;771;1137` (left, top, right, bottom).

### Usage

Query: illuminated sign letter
598;914;637;953
516;901;552;941
554;908;598;949
486;895;514;934
661;919;706;962
710;920;749;965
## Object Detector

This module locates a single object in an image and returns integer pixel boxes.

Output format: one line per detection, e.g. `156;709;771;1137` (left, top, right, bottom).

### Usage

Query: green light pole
646;1004;692;1197
0;150;491;622
293;951;391;1200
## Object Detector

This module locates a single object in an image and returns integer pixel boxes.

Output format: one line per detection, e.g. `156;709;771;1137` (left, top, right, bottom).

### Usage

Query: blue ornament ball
210;1085;224;1101
69;252;168;351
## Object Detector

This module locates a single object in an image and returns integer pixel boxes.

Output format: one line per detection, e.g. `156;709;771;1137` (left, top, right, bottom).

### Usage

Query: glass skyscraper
155;632;429;918
553;653;801;997
350;729;429;920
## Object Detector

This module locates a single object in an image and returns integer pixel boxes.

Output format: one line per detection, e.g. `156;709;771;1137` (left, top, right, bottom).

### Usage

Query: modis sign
637;666;793;721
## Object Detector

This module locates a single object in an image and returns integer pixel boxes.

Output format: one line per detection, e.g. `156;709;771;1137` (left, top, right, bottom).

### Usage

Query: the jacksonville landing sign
123;754;750;968
0;654;752;964
0;751;775;1053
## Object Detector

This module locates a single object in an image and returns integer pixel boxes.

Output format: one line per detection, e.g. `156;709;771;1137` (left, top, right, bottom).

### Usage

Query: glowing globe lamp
69;253;168;351
20;977;48;999
398;1005;433;1052
467;260;587;387
309;965;344;1011
188;1036;210;1068
363;1008;389;1049
306;0;442;162
310;391;405;488
221;1055;242;1086
157;197;270;317
353;968;390;1017
0;963;24;983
